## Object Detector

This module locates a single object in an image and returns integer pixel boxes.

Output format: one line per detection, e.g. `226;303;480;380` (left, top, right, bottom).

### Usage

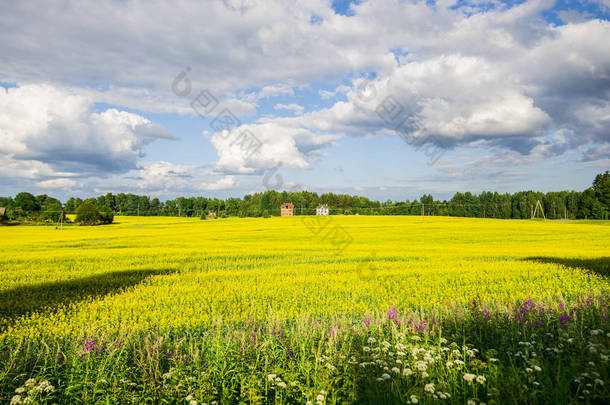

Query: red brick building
280;202;294;216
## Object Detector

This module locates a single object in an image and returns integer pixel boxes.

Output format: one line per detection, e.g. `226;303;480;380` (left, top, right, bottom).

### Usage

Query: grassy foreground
0;216;608;404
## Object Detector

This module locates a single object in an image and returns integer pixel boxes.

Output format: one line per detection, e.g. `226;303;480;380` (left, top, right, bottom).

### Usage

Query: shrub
75;202;113;225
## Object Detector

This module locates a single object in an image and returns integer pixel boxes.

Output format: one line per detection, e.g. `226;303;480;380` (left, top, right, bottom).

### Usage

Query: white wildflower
367;337;376;344
403;368;413;376
463;373;476;382
476;375;486;384
410;394;418;404
424;383;435;393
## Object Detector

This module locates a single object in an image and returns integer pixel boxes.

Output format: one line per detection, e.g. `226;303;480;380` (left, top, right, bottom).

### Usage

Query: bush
262;209;271;218
99;209;114;224
75;202;113;225
200;213;207;220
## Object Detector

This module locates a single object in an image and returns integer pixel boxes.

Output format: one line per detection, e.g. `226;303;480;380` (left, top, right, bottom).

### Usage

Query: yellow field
1;216;608;339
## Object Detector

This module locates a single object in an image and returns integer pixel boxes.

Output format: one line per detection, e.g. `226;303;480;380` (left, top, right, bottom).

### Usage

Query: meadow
0;216;608;404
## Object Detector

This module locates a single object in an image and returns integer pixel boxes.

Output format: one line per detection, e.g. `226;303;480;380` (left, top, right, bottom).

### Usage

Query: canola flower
0;215;608;404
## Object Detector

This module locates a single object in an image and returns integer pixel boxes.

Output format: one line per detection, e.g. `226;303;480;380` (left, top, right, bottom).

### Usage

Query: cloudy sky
1;0;609;201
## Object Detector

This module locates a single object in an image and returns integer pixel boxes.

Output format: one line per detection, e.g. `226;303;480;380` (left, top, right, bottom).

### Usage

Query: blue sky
0;0;608;201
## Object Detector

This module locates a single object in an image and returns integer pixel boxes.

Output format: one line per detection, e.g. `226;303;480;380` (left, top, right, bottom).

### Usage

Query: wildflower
421;371;429;378
277;382;287;388
367;337;376;344
476;375;486;384
316;394;324;402
424;383;435;393
403;368;413;376
411;335;421;341
467;400;476;405
381;373;391;380
446;361;454;367
595;379;604;386
410;394;418;404
391;367;400;374
14;388;25;394
267;374;276;382
463;373;476;382
363;346;371;352
526;368;533;373
534;365;541;372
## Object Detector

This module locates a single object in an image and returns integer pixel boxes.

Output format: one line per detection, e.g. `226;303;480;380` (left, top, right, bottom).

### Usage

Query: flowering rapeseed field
0;216;608;404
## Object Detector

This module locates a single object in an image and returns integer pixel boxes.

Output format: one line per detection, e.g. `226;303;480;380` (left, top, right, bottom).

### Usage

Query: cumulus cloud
0;0;608;195
0;84;176;177
136;161;235;192
210;122;339;174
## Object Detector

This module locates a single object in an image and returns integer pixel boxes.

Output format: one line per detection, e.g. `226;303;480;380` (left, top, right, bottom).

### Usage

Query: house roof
280;203;294;208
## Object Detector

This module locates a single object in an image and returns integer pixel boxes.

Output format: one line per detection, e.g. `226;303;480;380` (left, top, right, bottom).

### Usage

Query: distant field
1;216;608;404
1;215;608;338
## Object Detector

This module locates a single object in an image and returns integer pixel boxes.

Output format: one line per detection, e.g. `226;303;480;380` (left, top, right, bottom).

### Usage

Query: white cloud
0;83;175;177
36;178;78;189
0;0;608;196
210;122;339;174
274;103;304;115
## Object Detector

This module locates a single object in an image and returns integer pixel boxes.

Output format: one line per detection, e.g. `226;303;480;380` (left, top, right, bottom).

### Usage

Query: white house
316;205;329;216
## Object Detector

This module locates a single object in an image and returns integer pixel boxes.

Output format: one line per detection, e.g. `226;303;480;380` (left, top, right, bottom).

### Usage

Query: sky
0;0;609;202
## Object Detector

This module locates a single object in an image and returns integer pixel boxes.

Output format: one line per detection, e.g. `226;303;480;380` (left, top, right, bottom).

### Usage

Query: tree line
1;171;608;223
